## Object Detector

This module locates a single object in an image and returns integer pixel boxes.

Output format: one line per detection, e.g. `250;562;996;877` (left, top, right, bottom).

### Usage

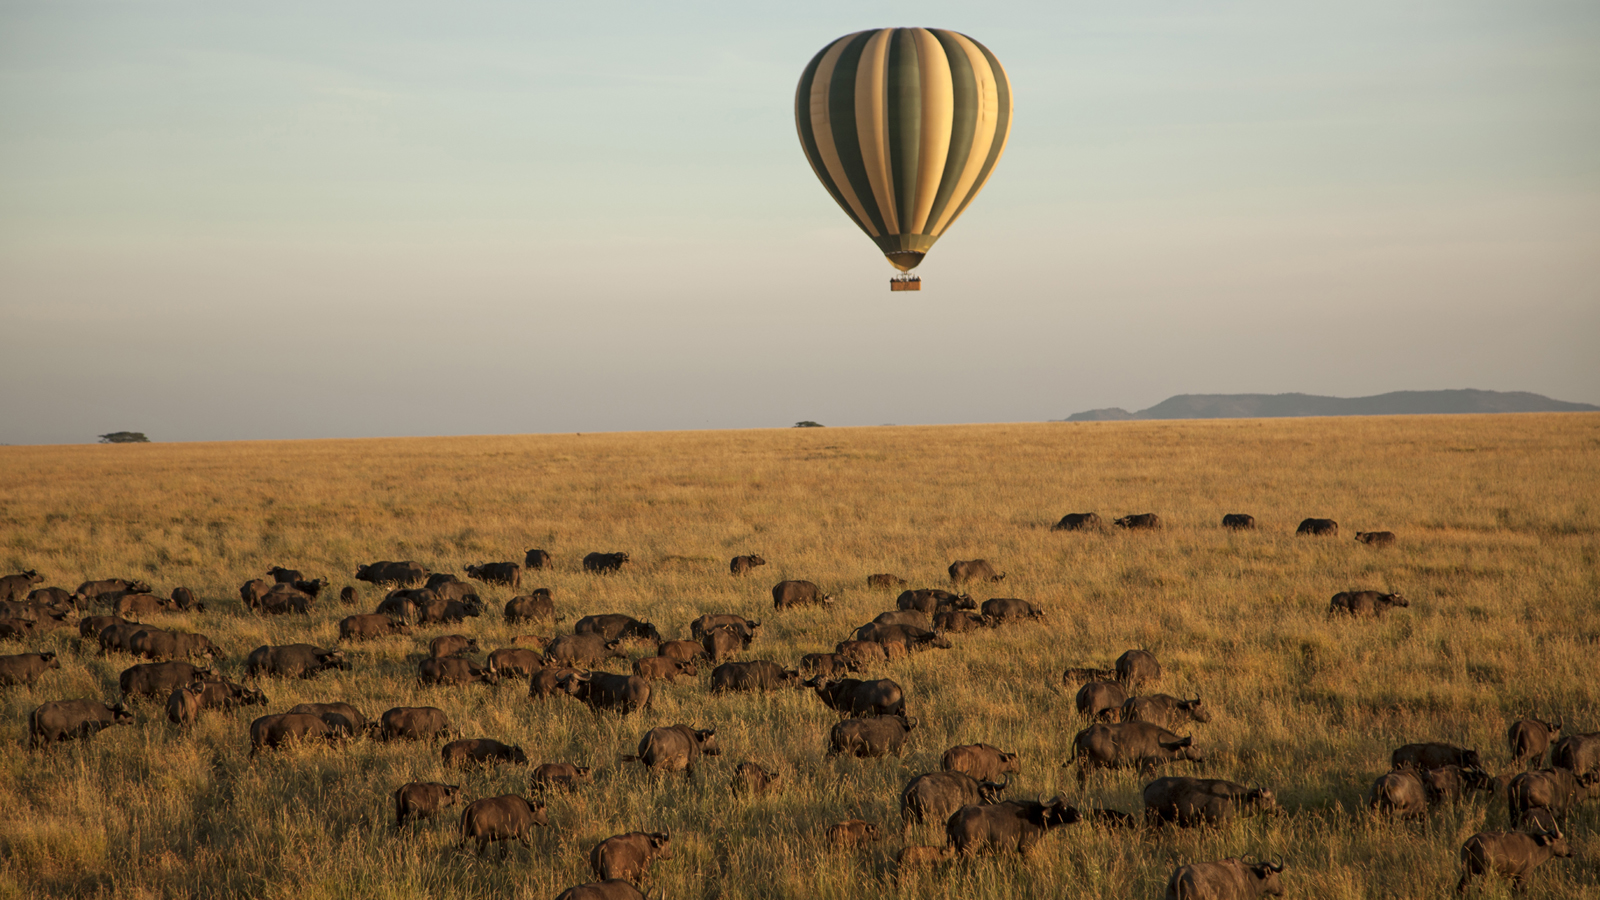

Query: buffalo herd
1;505;1591;898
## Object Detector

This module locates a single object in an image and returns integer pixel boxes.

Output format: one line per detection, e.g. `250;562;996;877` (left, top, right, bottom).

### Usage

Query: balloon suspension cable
889;272;922;292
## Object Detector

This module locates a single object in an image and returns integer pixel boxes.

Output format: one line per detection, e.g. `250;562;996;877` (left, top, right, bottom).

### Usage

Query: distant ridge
1062;389;1599;422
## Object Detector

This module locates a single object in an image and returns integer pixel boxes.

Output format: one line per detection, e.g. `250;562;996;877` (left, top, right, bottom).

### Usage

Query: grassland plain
0;414;1597;900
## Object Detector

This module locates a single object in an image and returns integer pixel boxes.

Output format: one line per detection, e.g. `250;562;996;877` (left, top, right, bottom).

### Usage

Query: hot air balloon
795;28;1013;291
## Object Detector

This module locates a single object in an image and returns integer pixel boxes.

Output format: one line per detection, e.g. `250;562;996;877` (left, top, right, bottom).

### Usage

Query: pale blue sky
2;2;1596;443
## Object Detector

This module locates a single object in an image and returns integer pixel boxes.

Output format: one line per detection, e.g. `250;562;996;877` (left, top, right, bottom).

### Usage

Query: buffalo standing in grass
1115;513;1162;530
76;578;151;603
1164;857;1284;900
772;580;831;609
339;614;411;641
946;796;1080;855
867;573;908;588
871;610;931;629
1076;681;1127;721
466;562;521;588
524;549;552;570
934;610;985;633
621;724;720;776
942;743;1021;782
128;629;221;662
1330;591;1409;618
505;590;556;624
355;560;429;586
120;661;210;700
532;763;593;791
115;591;204;618
418;657;497;687
246;644;348;679
590;831;672;882
1355;530;1396;546
710;661;798;693
1116;649;1162;685
583;552;630;574
1508;717;1563;769
166;683;205;728
1052;513;1101;531
729;555;766;575
428;634;479;658
732;762;780;795
689;614;760;642
394;782;461;827
852;623;952;654
701;626;750;662
0;570;44;601
809;677;906;717
531;666;584;699
1070;722;1202;784
197;679;267;711
799;653;856;679
443;738;529;768
378;706;451;741
1143;777;1279;827
948;559;1003;584
901;770;1007;830
287;702;366;735
1457;829;1570;894
1391;742;1481;771
1296;517;1337;536
490;648;545;678
0;652;60;687
1123;695;1209;730
575;614;662;643
544;634;627;667
1552;731;1600;779
1508;768;1592;825
458;795;548;855
896;589;975;613
29;699;133;747
980;598;1043;624
827;820;882;847
249;712;335;755
828;715;917;758
557;672;651;713
1367;768;1431;817
1221;514;1256;530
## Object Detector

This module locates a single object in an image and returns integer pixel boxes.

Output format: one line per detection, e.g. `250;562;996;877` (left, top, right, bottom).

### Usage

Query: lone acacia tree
98;432;150;443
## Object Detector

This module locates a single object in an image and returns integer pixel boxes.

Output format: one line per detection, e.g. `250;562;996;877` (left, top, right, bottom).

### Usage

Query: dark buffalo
826;819;882;847
339;614;411;641
575;614;662;643
0;618;40;640
1391;742;1481;771
557;672;651;713
730;555;766;575
355;560;429;586
702;626;748;662
1070;722;1202;784
1457;829;1570;894
246;644;348;679
1164;858;1284;900
934;610;985;633
256;584;314;615
689;614;760;642
79;615;130;639
1552;731;1600;778
532;762;593;791
196;679;268;710
980;598;1043;624
810;677;906;717
1296;518;1337;536
1331;590;1409;617
0;570;44;601
29;699;133;747
710;660;798;693
871;610;932;629
443;738;529;768
555;883;644;900
633;656;696;682
1508;768;1590;825
621;724;720;776
852;623;952;653
656;639;709;663
128;629;220;662
901;770;1006;829
505;589;556;624
530;666;584;699
544;634;627;667
0;651;60;687
590;831;672;882
1052;513;1101;531
429;634;480;659
394;782;461;827
418;657;497;686
1368;767;1430;817
942;743;1021;782
120;660;210;700
733;762;779;794
415;596;484;626
948;559;1003;584
457;795;548;854
829;715;917;758
1508;717;1563;768
290;579;327;599
489;648;544;678
1422;764;1494;801
1076;681;1128;721
798;653;857;678
867;573;908;588
946;796;1080;855
582;552;630;574
339;586;358;605
1114;513;1162;530
249;712;334;755
76;578;151;602
896;589;975;613
524;549;552;570
1123;695;1209;729
286;702;366;735
166;683;205;727
834;640;890;668
1143;777;1279;827
772;580;831;609
239;579;272;610
1355;530;1396;546
1116;649;1162;685
466;562;521;587
378;706;451;740
267;566;302;583
429;579;477;603
1221;514;1256;530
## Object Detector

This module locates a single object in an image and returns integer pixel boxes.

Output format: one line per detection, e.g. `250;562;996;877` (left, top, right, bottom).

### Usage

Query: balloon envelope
795;28;1013;272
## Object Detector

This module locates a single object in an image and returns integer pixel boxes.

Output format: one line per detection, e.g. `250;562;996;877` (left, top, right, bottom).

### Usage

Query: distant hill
1063;389;1599;422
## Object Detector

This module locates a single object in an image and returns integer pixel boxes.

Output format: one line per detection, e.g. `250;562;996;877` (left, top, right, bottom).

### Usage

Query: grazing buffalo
0;651;60;687
429;579;477;603
489;648;545;678
247;644;348;679
809;677;906;717
531;666;584;699
1076;681;1128;721
394;782;461;827
443;738;528;768
197;679;268;710
829;715;917;758
576;614;662;643
30;699;134;747
1330;591;1409;618
544;634;627;667
870;610;932;629
249;713;335;755
378;706;451;740
1552;731;1600;779
852;623;952;653
622;724;720;776
947;560;1003;584
582;552;630;574
429;634;480;659
1355;530;1396;546
165;683;205;727
590;831;672;882
772;580;832;609
733;762;780;794
76;578;151;602
1123;695;1209;730
867;573;908;588
128;629;220;662
711;661;798;693
1508;768;1590;825
942;743;1021;782
532;762;593;791
1367;768;1430;817
946;796;1080;855
27;587;82;613
896;589;975;613
355;560;429;586
730;555;767;575
901;770;1006;829
656;639;709;664
1221;514;1256;530
418;657;497;687
1391;742;1481;771
934;610;985;633
834;641;890;668
0;570;44;601
120;661;210;700
466;562;521;587
239;579;272;610
799;653;857;679
557;672;652;713
524;549;552;570
1143;777;1279;827
555;883;644;900
414;597;484;625
702;626;748;662
505;590;556;624
1296;518;1337;536
1164;858;1285;900
1457;829;1570;894
1070;722;1202;784
256;584;314;615
1116;649;1162;685
0;618;40;640
267;566;303;583
286;702;367;735
1114;513;1161;530
827;819;881;847
115;592;203;618
339;586;357;605
1422;764;1494;801
1052;513;1101;531
339;614;410;641
689;614;760;642
980;598;1043;624
1508;718;1563;769
458;795;548;854
1063;666;1119;685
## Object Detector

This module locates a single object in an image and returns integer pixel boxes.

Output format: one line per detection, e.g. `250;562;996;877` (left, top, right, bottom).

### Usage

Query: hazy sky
2;2;1597;444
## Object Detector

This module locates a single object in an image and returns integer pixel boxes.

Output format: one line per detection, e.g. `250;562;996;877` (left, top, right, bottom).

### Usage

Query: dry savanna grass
0;414;1597;899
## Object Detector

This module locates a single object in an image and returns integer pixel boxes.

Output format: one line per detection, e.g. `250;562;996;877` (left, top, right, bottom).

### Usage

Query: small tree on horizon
793;421;824;428
98;432;150;443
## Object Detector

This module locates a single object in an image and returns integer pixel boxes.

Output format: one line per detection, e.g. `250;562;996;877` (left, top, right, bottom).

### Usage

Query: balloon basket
889;274;922;292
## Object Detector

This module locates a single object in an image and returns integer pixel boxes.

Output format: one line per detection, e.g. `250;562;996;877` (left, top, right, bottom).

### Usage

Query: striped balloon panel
796;28;1012;271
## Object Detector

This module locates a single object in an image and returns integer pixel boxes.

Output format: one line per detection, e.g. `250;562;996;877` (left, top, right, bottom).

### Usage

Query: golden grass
0;413;1597;898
